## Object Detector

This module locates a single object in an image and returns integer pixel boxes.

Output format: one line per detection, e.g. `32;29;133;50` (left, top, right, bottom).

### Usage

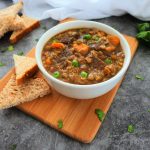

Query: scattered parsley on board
135;75;144;80
0;61;5;67
17;51;24;56
127;124;134;133
58;120;63;129
42;26;47;30
35;38;39;42
8;45;14;51
95;109;105;122
10;144;17;150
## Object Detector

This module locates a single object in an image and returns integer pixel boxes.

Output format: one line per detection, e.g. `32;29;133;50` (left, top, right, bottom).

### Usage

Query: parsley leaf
148;109;150;112
137;23;150;32
128;124;134;133
135;75;144;80
1;47;7;53
17;51;24;56
8;45;14;51
136;23;150;47
58;120;63;129
35;38;39;42
10;144;17;150
0;61;5;67
42;26;47;30
95;109;105;122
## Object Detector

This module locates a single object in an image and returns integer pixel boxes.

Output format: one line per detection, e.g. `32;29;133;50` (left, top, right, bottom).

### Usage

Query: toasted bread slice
13;54;38;85
0;2;25;38
10;15;40;43
0;74;51;109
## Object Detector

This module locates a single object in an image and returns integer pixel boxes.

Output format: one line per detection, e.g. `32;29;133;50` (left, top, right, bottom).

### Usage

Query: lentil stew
42;28;125;85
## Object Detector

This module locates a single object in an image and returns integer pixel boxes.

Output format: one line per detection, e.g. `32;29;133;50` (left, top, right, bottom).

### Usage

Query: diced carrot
108;35;120;46
50;42;65;49
73;43;89;55
105;46;116;52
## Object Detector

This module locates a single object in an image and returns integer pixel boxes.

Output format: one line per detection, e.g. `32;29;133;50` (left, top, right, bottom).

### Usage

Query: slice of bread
10;15;40;44
0;2;25;38
13;54;38;85
0;74;51;109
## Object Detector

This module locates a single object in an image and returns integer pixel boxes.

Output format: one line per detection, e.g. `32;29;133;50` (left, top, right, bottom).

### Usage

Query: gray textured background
0;1;150;150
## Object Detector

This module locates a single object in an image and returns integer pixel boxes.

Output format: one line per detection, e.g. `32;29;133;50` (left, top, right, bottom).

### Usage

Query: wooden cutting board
0;21;138;143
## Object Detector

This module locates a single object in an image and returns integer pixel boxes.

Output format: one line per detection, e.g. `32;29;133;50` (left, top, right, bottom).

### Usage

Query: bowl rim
36;20;131;88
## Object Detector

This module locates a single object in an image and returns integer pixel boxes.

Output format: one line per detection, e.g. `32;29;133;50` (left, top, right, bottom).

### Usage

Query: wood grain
0;22;138;143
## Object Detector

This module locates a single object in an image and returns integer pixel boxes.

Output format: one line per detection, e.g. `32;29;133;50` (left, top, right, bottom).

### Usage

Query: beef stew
42;28;125;85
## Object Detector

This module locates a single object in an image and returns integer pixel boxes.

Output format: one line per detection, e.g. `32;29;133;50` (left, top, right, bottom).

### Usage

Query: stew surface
42;28;125;85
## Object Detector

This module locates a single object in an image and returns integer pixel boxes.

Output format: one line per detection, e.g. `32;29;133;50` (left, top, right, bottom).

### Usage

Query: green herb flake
8;45;14;51
17;51;24;56
0;61;5;67
104;58;112;64
128;124;134;133
137;23;150;32
57;120;63;129
10;144;17;150
148;109;150;112
35;38;39;42
95;109;105;122
1;47;7;53
135;75;144;80
42;26;47;30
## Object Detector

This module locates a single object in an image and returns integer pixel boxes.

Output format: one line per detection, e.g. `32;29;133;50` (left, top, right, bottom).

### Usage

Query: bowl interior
36;20;131;87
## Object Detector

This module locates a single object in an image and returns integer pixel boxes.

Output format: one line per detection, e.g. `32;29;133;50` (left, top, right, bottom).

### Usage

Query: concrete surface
0;1;150;150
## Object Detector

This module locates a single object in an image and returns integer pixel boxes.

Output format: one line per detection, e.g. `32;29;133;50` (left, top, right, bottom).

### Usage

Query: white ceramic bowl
36;20;131;99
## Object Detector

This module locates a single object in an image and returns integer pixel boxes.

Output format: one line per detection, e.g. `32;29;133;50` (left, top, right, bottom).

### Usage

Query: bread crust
16;64;38;85
0;74;51;109
10;16;40;44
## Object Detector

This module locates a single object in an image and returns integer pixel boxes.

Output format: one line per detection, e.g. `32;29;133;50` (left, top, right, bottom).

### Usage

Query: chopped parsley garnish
104;58;112;64
8;45;14;51
58;120;63;129
1;47;7;53
17;51;24;56
42;26;47;30
127;124;134;133
35;38;39;42
135;75;144;80
95;109;105;122
10;144;17;150
148;109;150;112
0;61;5;67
